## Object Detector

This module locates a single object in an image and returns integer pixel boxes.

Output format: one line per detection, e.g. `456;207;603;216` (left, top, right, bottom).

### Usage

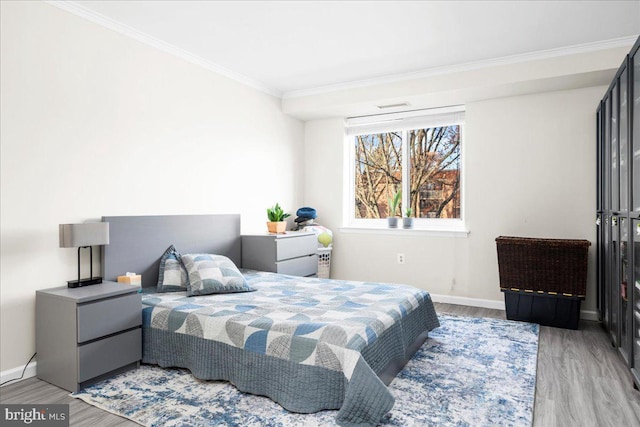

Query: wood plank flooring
436;303;640;427
2;303;639;426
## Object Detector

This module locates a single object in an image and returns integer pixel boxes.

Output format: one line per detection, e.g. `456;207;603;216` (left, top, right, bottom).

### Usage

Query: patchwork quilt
142;270;440;426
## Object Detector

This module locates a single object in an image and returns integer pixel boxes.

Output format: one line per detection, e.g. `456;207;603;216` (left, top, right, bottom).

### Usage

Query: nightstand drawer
277;254;318;276
77;293;141;343
242;232;319;277
275;234;317;261
78;328;141;382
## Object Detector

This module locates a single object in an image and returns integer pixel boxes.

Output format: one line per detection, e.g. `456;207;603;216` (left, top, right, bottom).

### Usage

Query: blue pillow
157;245;188;292
181;253;254;297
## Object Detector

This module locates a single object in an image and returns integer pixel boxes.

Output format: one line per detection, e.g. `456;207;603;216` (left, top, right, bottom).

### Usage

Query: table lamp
59;222;109;288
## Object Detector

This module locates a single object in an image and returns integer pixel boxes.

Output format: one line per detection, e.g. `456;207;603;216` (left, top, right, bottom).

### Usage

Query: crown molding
282;35;638;100
45;1;282;98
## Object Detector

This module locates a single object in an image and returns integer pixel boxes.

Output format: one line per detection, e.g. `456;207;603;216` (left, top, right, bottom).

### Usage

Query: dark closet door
633;49;640;215
603;94;612;332
597;104;605;320
631;220;640;383
629;39;640;382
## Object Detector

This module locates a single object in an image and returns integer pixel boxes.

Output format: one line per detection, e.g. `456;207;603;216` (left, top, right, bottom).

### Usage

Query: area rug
72;315;539;426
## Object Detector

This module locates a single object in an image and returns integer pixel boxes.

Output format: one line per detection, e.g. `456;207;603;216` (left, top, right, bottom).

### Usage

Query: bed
102;214;440;427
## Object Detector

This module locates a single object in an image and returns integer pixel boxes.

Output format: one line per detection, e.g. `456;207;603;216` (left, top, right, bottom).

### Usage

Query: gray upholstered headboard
101;214;241;288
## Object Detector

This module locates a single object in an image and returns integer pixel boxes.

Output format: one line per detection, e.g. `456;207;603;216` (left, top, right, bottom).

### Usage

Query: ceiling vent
377;102;409;109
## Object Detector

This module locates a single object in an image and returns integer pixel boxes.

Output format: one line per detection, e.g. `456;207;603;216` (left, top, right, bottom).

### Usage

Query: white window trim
339;224;469;238
343;106;468;236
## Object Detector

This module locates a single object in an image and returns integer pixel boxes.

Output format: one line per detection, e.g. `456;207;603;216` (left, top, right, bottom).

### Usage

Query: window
345;107;465;232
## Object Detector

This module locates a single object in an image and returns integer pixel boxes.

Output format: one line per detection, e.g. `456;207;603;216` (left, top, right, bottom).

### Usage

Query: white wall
304;86;603;312
0;2;304;372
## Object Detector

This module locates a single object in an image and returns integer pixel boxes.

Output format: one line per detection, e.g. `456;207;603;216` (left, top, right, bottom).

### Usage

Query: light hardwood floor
2;303;640;426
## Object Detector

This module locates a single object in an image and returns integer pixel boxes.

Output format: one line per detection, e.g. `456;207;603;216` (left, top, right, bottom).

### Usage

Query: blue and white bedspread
141;270;440;427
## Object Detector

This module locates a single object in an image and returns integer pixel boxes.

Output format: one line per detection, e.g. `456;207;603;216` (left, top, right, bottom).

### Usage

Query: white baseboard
430;293;506;311
0;361;37;387
579;310;599;322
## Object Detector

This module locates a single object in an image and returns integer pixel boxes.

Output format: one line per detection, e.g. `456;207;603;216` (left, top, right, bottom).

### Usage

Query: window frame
343;107;468;236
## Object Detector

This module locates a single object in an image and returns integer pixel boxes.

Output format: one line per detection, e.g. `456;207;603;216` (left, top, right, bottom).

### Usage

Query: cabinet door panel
620;67;629;211
603;214;611;329
620;217;631;364
597;213;605;319
610;215;620;345
632;220;640;371
633;53;640;213
605;95;611;210
612;82;620;212
597;105;603;211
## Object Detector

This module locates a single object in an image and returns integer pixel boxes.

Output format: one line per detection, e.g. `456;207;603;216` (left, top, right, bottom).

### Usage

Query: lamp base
67;277;103;288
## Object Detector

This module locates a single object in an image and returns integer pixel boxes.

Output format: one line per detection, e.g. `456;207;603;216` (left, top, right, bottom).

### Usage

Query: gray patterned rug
73;314;539;426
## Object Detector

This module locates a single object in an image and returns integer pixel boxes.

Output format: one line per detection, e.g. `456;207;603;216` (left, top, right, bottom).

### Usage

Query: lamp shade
59;223;109;248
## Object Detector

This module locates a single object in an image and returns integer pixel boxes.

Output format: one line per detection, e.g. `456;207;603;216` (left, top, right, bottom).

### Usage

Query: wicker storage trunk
495;236;590;329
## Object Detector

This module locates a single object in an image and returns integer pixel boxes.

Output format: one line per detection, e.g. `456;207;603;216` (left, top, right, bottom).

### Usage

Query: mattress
141;270;440;426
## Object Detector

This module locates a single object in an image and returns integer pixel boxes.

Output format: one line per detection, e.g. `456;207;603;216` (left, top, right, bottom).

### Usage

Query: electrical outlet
397;253;405;264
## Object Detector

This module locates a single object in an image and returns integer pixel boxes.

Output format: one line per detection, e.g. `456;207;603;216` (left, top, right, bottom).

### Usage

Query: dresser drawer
78;328;141;382
77;293;141;343
276;254;318;276
275;234;317;261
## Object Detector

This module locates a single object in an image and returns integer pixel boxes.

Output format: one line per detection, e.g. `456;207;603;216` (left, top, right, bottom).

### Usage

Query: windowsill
339;225;470;238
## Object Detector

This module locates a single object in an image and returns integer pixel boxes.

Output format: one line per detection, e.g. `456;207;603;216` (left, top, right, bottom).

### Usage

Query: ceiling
59;1;640;98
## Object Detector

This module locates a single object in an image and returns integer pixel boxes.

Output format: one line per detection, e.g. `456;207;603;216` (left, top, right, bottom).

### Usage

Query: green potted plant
266;203;290;233
387;190;401;228
403;207;414;229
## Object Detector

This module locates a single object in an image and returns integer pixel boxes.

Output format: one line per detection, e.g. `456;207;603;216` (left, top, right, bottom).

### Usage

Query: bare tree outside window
354;132;402;218
409;126;461;219
354;125;461;220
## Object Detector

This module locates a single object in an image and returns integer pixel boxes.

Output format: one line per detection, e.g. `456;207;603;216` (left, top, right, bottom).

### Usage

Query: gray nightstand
242;232;318;277
36;281;142;392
